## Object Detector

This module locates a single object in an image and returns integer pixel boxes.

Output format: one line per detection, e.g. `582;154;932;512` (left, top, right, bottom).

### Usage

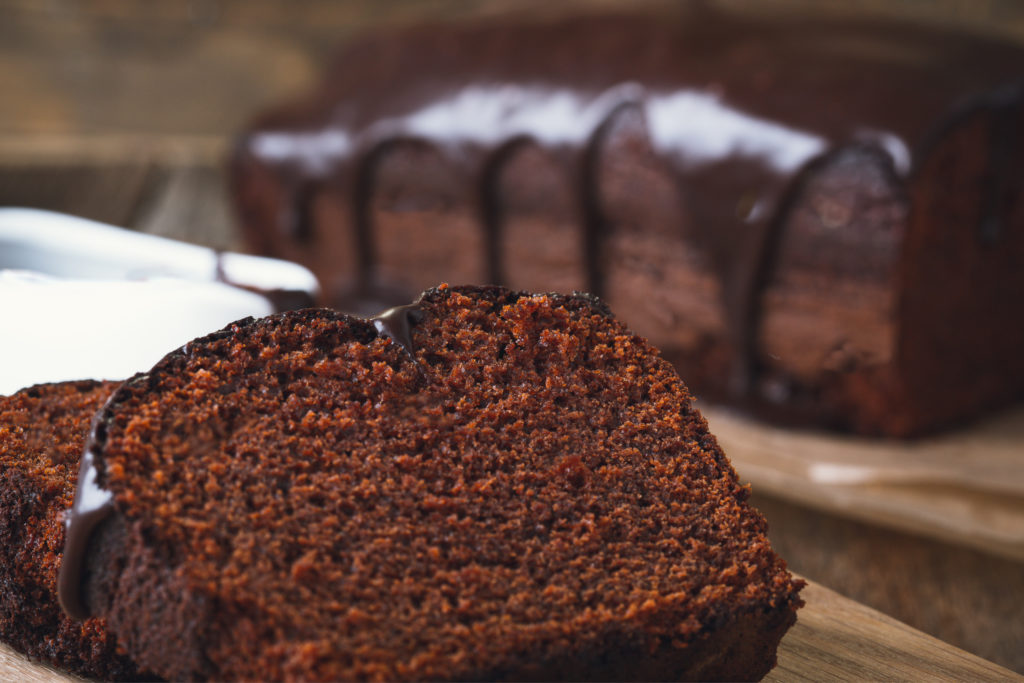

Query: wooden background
3;0;1024;142
2;0;1023;675
4;0;1024;242
4;0;1024;250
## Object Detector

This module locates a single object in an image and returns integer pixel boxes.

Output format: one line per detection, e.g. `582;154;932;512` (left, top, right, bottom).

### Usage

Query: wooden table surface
767;580;1020;682
705;405;1024;564
0;578;1017;682
2;0;1023;148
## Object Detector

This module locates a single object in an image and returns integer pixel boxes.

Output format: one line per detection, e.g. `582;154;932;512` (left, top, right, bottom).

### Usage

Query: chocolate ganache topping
58;408;116;620
370;302;425;357
233;7;1024;396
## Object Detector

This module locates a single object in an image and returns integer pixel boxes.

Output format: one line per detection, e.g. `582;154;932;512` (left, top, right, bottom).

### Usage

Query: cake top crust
61;285;802;680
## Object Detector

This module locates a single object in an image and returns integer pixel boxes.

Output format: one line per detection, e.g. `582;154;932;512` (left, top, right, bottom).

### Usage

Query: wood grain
0;163;159;231
1;579;1017;682
1;0;1023;145
767;580;1021;682
0;160;239;252
752;492;1024;675
0;642;85;683
706;405;1024;673
705;405;1024;562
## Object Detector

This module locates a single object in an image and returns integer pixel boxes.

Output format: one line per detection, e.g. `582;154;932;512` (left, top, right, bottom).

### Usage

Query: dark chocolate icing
58;412;114;620
236;7;1024;397
979;85;1023;245
370;303;424;357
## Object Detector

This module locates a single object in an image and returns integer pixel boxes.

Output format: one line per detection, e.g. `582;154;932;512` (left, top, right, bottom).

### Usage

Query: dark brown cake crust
0;380;147;681
230;7;1024;437
66;285;803;681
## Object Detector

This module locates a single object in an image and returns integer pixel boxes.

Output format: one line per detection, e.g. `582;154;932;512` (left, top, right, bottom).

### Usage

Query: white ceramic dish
0;208;320;395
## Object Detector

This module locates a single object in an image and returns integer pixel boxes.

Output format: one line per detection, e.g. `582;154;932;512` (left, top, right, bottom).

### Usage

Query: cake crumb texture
87;285;803;681
0;380;147;681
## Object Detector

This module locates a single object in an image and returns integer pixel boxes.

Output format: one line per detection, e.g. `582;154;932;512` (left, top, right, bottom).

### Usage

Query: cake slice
0;380;146;681
60;284;804;681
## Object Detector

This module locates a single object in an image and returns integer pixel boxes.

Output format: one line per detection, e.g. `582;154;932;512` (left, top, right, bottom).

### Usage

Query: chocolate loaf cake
230;6;1024;437
0;381;145;681
59;285;803;681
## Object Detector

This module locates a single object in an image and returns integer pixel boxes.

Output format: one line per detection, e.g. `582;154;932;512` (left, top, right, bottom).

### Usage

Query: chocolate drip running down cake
0;381;147;681
231;6;1024;437
58;285;803;681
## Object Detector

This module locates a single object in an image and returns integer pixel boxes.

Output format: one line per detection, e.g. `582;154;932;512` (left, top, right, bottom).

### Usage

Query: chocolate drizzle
370;303;425;357
238;8;1024;399
478;135;535;288
58;412;114;620
980;86;1023;245
287;180;319;243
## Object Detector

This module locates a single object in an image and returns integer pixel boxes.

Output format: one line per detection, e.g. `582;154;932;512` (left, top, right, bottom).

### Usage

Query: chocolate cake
0;380;146;681
230;6;1024;437
58;285;803;681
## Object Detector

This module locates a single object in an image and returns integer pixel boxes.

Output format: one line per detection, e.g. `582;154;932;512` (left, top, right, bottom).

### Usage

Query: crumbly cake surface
82;285;803;681
0;380;146;681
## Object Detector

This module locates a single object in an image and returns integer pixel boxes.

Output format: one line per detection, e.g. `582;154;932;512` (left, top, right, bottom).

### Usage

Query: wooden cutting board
0;579;1017;682
704;404;1024;563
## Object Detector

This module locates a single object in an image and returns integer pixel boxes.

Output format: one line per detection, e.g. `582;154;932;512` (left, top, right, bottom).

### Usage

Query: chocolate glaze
370;302;425;357
234;7;1024;398
58;410;115;620
979;85;1023;245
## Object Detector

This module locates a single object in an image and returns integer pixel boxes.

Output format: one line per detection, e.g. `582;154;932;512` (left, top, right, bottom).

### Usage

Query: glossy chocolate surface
58;411;115;620
370;302;425;357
